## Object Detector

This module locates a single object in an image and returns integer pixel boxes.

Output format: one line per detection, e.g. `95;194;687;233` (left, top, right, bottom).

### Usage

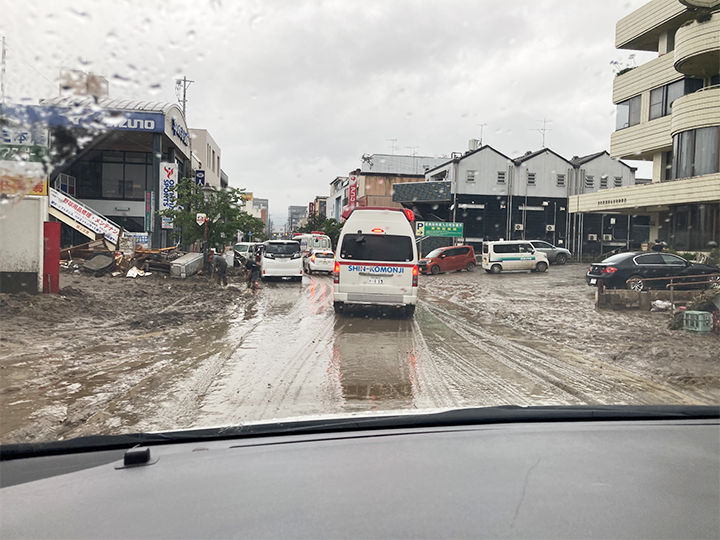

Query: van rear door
338;233;415;297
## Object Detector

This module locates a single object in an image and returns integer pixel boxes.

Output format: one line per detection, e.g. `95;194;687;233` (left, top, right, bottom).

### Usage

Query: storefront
17;97;193;248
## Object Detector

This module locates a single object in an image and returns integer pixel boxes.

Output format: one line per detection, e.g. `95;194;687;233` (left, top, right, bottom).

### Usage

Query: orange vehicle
418;245;476;275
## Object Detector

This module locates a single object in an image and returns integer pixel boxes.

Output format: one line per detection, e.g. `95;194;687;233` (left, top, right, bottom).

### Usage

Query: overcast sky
1;0;655;224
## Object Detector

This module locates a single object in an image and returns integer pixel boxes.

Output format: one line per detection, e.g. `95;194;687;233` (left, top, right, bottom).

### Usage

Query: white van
481;240;549;274
333;207;418;316
260;240;303;281
293;232;332;255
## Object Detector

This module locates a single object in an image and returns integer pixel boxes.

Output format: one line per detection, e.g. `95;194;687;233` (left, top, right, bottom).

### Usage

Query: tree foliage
298;213;344;249
159;177;265;249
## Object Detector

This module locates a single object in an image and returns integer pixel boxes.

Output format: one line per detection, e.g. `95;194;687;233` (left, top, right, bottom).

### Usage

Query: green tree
298;215;344;249
159;178;265;249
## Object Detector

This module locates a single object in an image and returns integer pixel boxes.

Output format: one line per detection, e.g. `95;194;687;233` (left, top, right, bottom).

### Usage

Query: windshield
340;234;414;262
1;0;719;449
265;242;300;255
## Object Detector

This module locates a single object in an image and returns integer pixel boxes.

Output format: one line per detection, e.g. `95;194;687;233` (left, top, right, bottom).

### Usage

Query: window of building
55;173;76;196
614;176;622;188
616;95;641;130
527;173;536;186
664;150;673;181
497;171;506;184
556;174;565;187
649;78;703;120
585;175;594;189
466;170;476;182
672;127;720;179
600;176;608;189
212;149;216;172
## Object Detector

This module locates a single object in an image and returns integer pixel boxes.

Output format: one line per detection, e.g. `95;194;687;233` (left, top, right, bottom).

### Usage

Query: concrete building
287;205;307;232
329;176;348;221
312;196;328;218
190;129;222;188
569;0;720;254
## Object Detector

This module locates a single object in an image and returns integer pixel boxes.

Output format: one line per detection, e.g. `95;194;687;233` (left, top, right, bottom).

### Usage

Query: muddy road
1;264;718;444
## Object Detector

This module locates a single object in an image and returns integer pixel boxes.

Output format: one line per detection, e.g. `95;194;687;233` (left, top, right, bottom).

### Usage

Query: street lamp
201;184;214;273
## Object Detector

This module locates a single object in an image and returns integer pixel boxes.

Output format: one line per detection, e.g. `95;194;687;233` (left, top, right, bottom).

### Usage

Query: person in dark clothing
212;253;228;286
245;257;260;289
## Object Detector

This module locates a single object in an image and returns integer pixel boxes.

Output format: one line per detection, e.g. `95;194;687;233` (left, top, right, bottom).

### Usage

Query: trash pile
668;288;720;332
60;239;187;278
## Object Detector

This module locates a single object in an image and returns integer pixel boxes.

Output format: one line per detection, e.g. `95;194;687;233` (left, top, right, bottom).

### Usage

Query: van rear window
265;243;300;255
340;234;413;262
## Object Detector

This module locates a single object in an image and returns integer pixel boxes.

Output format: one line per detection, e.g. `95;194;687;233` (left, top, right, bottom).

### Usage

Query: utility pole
476;123;487;146
175;76;194;120
1;36;6;106
531;118;553;147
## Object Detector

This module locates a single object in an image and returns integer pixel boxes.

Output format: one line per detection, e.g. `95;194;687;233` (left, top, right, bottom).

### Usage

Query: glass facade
658;204;720;252
65;150;155;201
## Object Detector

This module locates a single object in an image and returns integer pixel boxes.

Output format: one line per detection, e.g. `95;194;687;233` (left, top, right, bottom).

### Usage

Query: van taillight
333;261;340;284
403;208;415;222
412;265;418;287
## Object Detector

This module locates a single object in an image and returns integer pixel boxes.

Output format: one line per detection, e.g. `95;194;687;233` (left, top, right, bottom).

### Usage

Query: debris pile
60;239;190;278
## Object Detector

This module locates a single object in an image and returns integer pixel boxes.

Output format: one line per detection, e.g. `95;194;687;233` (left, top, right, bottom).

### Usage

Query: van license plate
368;277;384;285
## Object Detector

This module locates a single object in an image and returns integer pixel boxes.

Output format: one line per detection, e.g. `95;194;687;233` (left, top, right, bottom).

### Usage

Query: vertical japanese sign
309;202;314;215
348;175;358;209
159;162;177;229
145;191;155;232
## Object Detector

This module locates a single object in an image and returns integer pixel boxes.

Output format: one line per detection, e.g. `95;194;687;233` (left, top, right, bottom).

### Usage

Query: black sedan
586;252;720;291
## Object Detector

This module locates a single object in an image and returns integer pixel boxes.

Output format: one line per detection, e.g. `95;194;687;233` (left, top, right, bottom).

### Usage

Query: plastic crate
683;311;712;333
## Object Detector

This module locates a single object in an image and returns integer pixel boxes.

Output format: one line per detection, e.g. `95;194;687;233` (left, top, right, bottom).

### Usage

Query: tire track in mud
420;299;707;406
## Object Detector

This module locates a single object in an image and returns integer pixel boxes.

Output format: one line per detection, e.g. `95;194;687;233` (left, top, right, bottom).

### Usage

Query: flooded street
1;264;718;444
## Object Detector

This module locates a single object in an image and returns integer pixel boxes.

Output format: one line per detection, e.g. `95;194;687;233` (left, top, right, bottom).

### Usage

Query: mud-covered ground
1;263;718;445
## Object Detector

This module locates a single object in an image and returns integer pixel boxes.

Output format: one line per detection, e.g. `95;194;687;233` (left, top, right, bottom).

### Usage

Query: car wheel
404;304;416;317
491;264;501;274
536;261;548;273
466;262;475;272
627;275;645;291
707;273;720;289
555;253;567;265
431;265;441;275
333;301;344;314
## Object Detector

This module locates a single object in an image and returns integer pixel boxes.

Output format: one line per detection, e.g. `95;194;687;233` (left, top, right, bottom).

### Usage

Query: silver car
529;241;571;265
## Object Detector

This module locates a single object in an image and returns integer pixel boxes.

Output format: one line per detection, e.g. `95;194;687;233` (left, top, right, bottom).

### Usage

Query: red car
419;245;476;274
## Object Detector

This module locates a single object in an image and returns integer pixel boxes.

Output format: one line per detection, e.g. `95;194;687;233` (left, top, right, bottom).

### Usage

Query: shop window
616;95;641;130
497;171;506;184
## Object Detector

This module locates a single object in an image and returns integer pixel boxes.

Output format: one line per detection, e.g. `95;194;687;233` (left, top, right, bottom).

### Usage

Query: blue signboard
195;170;206;186
2;104;164;133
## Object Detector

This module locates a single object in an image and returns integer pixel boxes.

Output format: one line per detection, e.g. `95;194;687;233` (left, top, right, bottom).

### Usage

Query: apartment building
569;0;720;253
190;129;222;188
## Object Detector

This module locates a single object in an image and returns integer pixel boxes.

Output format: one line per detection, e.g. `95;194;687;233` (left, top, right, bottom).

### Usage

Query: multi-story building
312;196;328;218
393;141;635;253
329;176;348;221
287;205;307;232
189;129;222;188
569;0;720;254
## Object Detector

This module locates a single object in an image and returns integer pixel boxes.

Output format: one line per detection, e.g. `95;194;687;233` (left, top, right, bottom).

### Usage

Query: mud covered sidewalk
0;268;247;444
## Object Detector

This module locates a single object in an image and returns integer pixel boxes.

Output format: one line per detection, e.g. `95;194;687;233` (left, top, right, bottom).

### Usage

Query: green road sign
416;221;463;237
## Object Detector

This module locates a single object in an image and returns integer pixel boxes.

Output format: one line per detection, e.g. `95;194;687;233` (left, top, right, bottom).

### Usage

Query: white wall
574;154;636;195
513;152;574;199
0;196;48;292
454;147;513;197
190;129;222;187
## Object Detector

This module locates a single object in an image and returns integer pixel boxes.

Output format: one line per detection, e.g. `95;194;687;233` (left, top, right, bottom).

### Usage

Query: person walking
212;252;228;287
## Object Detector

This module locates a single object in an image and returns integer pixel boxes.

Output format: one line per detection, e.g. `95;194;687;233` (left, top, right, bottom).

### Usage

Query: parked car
419;245;476;275
586;252;720;291
304;249;334;274
481;241;549;274
529;241;571;265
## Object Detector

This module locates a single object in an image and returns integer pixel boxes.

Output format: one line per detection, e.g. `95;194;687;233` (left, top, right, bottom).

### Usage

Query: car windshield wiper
2;405;717;461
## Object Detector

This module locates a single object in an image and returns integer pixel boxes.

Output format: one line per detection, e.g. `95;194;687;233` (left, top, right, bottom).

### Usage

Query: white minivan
482;240;549;274
333;207;418;316
260;240;303;281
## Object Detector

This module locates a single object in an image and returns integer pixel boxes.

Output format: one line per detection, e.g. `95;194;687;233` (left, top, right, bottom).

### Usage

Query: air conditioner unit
546;225;555;232
588;234;598;241
514;224;524;231
603;234;613;241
